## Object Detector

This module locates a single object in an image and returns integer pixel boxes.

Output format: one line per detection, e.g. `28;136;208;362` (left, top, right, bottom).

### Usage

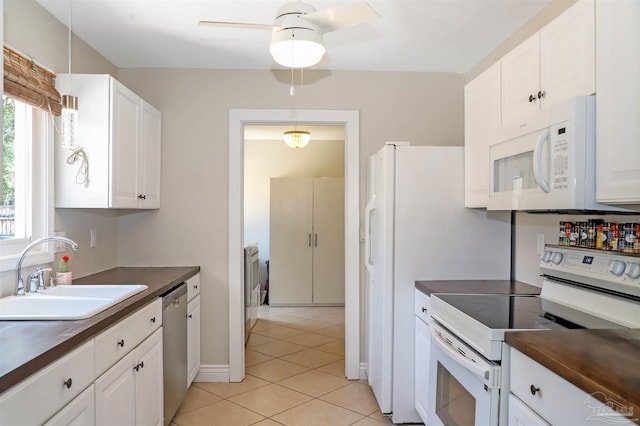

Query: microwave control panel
550;122;570;191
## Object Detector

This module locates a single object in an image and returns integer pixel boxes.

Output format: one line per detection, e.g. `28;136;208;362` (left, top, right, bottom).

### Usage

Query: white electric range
428;245;640;426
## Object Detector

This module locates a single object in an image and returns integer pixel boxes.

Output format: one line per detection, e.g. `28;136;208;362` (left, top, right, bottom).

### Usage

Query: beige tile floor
171;305;399;426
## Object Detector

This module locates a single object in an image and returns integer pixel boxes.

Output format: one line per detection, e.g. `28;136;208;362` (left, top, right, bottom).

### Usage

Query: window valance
3;46;62;116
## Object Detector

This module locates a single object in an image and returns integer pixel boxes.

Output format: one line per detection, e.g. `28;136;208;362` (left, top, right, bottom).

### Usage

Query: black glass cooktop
434;294;622;330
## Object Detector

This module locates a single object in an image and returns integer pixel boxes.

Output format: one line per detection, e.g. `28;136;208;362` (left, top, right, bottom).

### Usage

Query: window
0;95;53;272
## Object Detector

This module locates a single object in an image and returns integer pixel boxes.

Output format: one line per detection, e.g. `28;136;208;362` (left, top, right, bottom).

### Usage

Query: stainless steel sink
0;284;148;320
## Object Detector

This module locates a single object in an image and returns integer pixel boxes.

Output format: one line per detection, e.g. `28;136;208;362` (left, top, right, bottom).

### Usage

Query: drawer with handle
95;299;162;376
0;339;94;426
414;289;431;324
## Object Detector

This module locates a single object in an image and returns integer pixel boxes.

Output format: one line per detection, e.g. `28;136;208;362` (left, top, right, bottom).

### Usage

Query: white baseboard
360;362;368;381
194;365;230;383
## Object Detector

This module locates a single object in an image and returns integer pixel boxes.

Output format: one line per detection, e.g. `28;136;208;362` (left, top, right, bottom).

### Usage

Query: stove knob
550;252;563;265
609;260;626;276
626;263;640;279
541;250;552;263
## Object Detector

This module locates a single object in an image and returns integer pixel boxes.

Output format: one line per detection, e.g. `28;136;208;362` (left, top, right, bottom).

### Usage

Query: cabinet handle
530;384;540;396
528;94;536;103
188;314;193;319
150;316;156;324
421;307;427;313
63;378;73;389
314;233;318;247
117;339;125;347
139;361;144;369
537;90;545;99
194;285;198;290
138;194;146;200
134;363;140;372
308;233;312;247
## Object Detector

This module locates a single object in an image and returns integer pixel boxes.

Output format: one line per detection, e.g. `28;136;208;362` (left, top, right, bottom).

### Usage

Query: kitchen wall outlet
536;233;545;255
90;229;97;248
54;231;66;253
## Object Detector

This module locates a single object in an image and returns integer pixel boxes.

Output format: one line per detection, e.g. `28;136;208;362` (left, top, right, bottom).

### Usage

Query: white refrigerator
364;143;511;423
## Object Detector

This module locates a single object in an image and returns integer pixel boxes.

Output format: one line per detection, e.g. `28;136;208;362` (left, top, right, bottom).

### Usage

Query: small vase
56;272;73;285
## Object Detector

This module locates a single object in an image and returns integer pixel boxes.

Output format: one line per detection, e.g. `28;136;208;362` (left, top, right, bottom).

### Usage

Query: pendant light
61;0;78;149
283;130;311;149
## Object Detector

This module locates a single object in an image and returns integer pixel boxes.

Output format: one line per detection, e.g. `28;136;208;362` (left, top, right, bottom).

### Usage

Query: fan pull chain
290;65;295;96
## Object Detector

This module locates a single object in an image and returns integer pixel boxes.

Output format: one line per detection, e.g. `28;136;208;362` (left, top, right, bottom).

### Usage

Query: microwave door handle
364;196;375;272
533;128;551;193
431;326;490;380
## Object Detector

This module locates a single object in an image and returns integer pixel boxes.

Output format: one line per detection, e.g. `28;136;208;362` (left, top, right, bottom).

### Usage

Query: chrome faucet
15;236;79;295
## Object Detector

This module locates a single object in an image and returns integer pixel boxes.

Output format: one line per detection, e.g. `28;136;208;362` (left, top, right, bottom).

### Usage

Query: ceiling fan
198;1;379;68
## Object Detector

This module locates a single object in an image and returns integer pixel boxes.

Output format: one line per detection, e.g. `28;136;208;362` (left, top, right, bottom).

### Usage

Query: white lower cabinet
414;289;431;424
509;347;629;425
44;385;95;426
187;294;201;386
95;327;163;426
508;392;549;426
0;340;95;426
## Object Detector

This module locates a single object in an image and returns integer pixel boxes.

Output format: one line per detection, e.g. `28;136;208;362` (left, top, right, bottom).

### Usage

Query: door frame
229;109;360;382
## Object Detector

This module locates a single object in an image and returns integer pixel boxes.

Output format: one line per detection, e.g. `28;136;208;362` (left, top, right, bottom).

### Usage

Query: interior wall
244;138;345;281
115;68;465;367
1;0;119;295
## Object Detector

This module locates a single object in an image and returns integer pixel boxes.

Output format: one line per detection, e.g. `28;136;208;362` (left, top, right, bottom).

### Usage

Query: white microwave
488;96;627;212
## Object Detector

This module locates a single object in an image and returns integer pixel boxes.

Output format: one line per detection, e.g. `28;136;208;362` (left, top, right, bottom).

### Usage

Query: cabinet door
135;329;164;426
508;393;550;426
464;62;501;207
44;386;95;426
270;178;313;304
139;102;162;209
110;79;141;208
95;350;137;426
501;33;540;125
414;317;430;424
187;295;201;387
596;0;640;204
312;178;345;304
540;0;595;107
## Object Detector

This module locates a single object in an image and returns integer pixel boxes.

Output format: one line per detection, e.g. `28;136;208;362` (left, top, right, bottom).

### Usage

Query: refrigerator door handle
364;196;375;272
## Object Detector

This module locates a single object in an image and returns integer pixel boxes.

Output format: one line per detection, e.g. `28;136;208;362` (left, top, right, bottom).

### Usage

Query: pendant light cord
68;0;72;92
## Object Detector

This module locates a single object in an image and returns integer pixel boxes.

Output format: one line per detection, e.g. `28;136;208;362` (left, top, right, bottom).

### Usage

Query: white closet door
270;178;313;304
312;178;345;304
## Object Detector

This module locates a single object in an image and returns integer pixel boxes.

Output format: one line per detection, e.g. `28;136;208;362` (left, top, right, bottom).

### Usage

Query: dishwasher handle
162;282;187;309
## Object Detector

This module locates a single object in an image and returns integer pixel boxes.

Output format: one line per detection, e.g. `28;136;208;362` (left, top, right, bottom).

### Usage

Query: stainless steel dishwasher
162;282;188;426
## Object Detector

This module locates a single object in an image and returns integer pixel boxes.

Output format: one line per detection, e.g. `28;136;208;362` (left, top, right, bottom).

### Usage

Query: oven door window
434;361;476;426
428;332;499;426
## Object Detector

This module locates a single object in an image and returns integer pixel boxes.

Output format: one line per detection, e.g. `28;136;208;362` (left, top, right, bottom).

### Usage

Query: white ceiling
35;0;552;73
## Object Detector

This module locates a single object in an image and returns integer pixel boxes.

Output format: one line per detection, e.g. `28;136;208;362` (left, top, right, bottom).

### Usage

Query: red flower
62;255;69;262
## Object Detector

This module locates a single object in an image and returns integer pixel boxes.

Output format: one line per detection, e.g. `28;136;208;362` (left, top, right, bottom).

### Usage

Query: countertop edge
506;331;640;425
0;266;200;394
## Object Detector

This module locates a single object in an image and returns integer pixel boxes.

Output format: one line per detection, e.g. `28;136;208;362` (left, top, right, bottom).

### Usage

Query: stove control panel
540;245;640;298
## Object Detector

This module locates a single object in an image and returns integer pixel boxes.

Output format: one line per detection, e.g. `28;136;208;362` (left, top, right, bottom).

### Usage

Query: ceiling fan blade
304;2;379;34
198;21;275;31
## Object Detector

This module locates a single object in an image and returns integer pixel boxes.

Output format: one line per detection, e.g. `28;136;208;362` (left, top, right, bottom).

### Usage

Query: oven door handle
431;326;490;380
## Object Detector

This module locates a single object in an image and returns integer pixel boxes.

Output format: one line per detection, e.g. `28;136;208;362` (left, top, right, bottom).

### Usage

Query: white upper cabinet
501;0;595;126
464;62;501;207
55;74;161;209
595;0;640;205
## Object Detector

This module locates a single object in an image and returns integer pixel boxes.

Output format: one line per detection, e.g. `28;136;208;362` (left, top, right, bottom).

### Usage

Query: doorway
229;109;360;382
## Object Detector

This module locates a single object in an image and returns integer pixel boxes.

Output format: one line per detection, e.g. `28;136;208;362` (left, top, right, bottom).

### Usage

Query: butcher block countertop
507;329;640;425
415;279;541;296
0;266;199;394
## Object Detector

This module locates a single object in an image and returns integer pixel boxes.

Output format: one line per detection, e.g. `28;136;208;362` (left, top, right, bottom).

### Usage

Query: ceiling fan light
270;28;326;68
283;130;311;149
